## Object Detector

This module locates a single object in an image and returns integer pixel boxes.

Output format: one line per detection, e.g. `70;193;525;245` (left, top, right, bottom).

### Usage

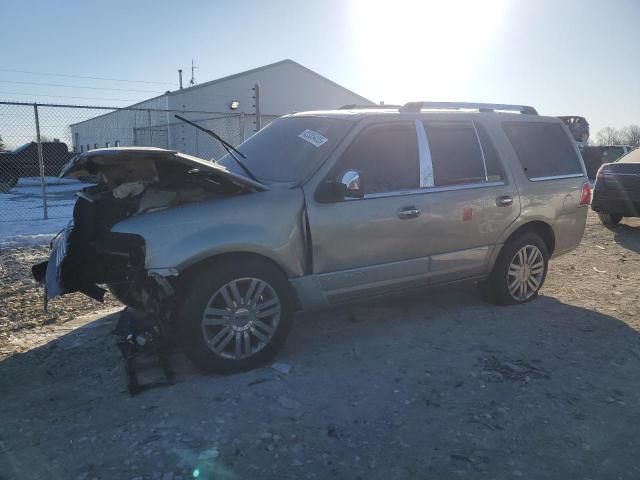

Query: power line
0;90;138;102
0;79;164;93
0;67;176;86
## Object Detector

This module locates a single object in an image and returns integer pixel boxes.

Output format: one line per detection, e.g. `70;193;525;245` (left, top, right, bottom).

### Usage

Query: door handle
496;195;513;207
397;206;421;219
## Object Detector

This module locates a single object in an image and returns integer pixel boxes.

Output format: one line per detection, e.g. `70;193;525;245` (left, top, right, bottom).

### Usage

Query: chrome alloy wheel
201;277;281;359
507;244;545;302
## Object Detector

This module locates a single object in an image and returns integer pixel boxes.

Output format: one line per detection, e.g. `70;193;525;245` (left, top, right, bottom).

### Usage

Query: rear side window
503;122;582;179
335;122;419;194
422;122;486;186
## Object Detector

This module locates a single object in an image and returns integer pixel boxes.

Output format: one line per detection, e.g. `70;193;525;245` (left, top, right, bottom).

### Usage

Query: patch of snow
0;177;93;248
0;233;58;248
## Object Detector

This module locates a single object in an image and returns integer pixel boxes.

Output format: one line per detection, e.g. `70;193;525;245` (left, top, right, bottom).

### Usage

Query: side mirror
334;170;364;199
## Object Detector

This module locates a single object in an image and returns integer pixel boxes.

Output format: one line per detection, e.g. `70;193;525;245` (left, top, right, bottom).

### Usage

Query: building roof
167;59;373;105
70;59;373;127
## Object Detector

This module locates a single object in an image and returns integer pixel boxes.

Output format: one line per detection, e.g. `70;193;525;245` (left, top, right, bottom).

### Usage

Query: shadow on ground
613;220;640;254
1;289;640;479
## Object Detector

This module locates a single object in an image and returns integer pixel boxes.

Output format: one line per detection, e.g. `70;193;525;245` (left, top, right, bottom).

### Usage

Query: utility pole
252;84;261;132
178;69;183;89
189;59;198;86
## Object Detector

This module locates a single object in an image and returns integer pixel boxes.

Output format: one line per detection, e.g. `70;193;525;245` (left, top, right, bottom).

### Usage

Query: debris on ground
271;362;292;375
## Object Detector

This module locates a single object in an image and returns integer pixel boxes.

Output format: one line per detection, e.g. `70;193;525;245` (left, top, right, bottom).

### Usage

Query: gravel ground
1;210;639;480
0;246;121;356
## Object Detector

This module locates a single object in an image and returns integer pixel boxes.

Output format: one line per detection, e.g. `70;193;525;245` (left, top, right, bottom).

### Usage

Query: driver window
333;122;419;194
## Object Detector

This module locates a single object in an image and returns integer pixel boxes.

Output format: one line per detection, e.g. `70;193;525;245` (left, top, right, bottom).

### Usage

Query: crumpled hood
60;146;268;191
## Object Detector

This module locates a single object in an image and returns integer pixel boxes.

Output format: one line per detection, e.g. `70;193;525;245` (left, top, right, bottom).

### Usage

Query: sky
0;0;639;138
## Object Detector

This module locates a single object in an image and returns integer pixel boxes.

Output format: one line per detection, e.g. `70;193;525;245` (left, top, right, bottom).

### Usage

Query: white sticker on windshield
298;129;328;147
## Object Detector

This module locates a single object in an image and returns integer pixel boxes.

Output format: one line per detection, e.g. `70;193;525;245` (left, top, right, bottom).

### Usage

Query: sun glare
352;0;507;103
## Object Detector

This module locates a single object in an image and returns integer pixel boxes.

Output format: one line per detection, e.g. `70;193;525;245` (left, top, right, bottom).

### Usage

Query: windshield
218;116;352;183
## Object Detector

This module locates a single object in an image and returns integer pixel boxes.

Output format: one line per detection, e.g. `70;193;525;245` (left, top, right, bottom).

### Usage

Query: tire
107;282;145;310
598;212;623;227
176;256;294;374
480;232;549;306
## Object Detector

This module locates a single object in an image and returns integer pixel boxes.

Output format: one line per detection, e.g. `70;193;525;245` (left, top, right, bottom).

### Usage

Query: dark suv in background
592;147;640;226
0;141;76;192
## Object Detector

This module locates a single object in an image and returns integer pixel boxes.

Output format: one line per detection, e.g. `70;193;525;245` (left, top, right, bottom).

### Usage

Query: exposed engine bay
32;147;266;311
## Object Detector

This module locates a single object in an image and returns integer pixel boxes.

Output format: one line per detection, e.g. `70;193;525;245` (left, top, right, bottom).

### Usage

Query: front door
304;121;432;304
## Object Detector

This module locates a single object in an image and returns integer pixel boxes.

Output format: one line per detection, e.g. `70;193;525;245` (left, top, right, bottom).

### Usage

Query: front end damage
32;147;267;315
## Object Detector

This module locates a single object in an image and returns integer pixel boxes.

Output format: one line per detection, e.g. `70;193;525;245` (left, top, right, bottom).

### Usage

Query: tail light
579;181;592;205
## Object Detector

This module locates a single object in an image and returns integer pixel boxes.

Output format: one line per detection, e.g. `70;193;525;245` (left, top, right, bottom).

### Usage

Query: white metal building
70;59;373;159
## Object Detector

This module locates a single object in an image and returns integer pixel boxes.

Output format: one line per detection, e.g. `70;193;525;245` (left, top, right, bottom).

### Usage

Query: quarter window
335;122;419;194
422;122;487;186
503;122;582;179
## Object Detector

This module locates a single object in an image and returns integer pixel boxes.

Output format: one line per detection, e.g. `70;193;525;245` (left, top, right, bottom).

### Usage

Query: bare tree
596;127;623;146
0;134;5;151
620;125;640;147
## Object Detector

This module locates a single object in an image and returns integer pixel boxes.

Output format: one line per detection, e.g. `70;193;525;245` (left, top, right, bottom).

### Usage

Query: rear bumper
591;190;640;217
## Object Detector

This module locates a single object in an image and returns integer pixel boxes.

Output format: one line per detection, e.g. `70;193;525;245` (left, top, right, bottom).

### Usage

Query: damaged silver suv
35;102;591;373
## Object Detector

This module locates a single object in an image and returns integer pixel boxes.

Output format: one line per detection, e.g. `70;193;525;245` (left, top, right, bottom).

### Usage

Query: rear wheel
177;257;294;374
479;233;549;305
598;212;623;226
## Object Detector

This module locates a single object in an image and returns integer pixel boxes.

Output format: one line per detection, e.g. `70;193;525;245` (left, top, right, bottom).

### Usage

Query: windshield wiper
174;114;258;182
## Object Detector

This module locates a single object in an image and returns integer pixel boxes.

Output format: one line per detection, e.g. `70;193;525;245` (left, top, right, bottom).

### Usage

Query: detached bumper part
31;223;107;309
31;222;146;307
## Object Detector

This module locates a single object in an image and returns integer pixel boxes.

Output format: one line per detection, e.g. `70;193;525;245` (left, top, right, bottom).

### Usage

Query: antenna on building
189;59;198;86
178;69;183;89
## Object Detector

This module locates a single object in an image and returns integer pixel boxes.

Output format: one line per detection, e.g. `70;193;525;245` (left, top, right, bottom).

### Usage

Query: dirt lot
1;210;639;480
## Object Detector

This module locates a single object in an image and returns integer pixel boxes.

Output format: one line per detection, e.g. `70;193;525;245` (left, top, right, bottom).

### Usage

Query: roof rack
338;104;401;110
400;101;538;115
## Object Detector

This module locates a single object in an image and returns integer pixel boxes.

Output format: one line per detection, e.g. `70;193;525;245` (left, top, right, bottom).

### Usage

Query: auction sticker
298;129;328;147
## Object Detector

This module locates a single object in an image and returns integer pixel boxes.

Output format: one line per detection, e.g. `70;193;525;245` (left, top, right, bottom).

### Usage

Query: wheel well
177;252;301;309
506;221;555;255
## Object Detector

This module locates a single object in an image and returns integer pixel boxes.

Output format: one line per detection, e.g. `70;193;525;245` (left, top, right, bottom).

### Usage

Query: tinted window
503;122;582;179
476;124;504;182
219;116;352;183
423;122;486;186
335;122;419;194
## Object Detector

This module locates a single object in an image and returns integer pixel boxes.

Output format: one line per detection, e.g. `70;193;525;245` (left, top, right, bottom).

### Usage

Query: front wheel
598;212;622;227
479;233;549;305
177;257;294;374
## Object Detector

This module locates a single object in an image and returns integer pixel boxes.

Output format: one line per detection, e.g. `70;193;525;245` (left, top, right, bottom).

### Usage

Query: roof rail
338;104;401;110
400;101;538;115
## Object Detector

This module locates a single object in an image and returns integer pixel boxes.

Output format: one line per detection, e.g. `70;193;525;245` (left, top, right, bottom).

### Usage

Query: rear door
416;119;521;283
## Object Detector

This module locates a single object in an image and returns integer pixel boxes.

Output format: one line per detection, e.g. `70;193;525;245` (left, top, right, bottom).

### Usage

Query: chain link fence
0;102;260;232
